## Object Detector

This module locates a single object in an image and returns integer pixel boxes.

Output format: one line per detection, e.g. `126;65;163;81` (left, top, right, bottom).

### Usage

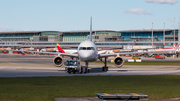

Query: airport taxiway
1;54;180;77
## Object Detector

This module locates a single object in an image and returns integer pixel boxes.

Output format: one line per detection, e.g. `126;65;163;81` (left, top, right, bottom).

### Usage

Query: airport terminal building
0;29;179;49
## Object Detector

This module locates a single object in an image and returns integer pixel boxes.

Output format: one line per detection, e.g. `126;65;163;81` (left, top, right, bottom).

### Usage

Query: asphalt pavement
1;54;180;77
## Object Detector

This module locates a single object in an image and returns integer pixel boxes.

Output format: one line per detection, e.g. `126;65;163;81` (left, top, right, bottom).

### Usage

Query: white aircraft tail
90;17;92;42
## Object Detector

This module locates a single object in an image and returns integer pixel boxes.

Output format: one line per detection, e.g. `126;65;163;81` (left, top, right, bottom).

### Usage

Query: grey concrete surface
1;54;180;77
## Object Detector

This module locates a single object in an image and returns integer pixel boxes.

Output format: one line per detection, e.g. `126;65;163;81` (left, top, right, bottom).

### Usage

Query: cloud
144;0;178;4
0;27;13;31
125;8;152;15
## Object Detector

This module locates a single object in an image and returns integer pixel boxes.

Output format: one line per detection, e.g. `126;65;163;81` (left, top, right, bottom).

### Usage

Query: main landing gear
99;57;108;72
79;62;90;74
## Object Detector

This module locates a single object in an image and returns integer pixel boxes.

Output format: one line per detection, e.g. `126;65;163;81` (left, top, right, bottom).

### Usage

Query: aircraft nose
79;51;94;60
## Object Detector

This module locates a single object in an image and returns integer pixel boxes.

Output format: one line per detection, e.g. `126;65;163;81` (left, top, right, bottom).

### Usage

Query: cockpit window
79;47;95;50
87;47;91;50
82;47;86;50
91;47;94;50
79;47;86;50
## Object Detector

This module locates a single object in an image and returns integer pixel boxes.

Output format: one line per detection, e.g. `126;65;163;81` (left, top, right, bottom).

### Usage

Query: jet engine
53;56;64;67
113;56;124;68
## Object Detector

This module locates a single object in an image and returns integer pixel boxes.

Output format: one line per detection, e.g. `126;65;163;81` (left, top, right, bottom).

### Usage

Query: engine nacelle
113;56;124;68
53;56;64;67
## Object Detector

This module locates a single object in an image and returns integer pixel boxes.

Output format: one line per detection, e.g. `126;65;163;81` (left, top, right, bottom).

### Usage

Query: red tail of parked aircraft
57;43;65;53
178;44;180;49
174;43;176;49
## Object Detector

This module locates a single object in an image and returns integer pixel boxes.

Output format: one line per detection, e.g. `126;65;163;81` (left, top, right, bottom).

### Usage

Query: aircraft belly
82;57;96;62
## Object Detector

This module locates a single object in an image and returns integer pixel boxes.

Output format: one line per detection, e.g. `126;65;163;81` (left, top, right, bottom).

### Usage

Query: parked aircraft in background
56;43;77;54
154;44;180;53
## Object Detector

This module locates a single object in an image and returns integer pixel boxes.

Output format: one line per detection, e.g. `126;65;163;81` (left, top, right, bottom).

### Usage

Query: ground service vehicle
154;55;165;59
65;60;88;74
132;56;141;59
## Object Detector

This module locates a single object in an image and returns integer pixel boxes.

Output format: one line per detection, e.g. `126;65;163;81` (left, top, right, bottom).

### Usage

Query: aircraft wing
98;53;118;58
98;49;176;58
24;50;79;58
3;48;79;58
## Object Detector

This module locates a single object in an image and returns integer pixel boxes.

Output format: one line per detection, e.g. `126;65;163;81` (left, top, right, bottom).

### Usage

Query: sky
0;0;180;32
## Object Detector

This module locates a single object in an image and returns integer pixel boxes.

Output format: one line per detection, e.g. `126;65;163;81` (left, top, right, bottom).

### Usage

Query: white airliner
1;17;177;72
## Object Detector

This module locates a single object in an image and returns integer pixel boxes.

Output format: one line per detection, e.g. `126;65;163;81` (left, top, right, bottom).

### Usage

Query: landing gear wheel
73;70;76;74
106;67;108;71
68;69;71;74
102;66;108;72
102;67;105;71
87;69;90;73
84;68;87;74
79;68;83;74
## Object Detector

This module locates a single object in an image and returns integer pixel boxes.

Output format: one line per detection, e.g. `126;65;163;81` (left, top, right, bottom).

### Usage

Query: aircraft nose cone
80;52;90;58
79;51;94;61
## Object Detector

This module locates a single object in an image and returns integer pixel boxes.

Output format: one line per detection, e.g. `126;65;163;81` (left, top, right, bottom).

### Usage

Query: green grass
0;76;180;101
94;61;180;66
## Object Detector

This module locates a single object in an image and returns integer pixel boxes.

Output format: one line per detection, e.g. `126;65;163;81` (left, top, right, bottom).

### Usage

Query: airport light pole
152;23;153;46
134;28;135;45
163;23;165;45
179;18;180;47
174;18;175;47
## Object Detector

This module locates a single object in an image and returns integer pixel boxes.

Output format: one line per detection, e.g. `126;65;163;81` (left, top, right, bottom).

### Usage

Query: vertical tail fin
90;17;92;42
57;43;65;53
174;43;176;49
178;44;180;49
177;43;180;52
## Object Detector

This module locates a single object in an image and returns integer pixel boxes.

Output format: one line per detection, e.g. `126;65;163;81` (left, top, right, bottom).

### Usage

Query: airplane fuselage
78;41;97;62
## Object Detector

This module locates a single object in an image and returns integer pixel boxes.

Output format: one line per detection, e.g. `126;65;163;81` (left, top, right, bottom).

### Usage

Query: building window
95;36;99;39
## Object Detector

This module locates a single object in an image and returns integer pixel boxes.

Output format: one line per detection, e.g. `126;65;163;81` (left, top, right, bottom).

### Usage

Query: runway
1;54;180;77
1;65;180;77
